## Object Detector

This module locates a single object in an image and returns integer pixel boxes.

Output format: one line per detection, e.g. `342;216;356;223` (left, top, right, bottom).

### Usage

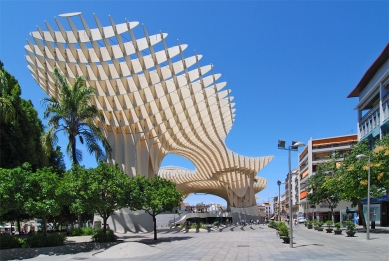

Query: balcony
359;103;380;139
383;92;389;122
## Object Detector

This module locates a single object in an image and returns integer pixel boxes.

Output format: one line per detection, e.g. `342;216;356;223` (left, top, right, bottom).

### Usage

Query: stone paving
1;225;389;260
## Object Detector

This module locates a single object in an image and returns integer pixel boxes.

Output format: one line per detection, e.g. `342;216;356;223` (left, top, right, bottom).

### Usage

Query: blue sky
1;0;388;206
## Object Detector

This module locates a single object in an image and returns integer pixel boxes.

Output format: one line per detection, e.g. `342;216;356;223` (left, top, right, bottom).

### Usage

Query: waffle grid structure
25;12;273;208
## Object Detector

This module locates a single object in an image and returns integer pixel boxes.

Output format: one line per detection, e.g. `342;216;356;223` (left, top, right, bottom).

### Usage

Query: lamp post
356;154;371;240
278;139;306;248
277;180;286;222
241;200;246;226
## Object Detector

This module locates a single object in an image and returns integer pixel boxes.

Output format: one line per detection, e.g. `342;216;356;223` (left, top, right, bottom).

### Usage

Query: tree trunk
42;217;47;235
17;216;21;235
358;202;366;229
331;208;335;224
153;214;157;240
103;216;107;234
78;214;82;228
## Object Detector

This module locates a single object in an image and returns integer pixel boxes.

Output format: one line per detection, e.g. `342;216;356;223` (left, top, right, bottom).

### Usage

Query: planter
280;236;290;244
346;231;356;237
307;225;313;229
314;226;319;230
278;232;285;237
317;227;324;231
325;228;333;233
334;229;342;235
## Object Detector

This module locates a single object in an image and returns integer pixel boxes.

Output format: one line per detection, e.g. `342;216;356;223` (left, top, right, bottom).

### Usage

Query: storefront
360;195;389;227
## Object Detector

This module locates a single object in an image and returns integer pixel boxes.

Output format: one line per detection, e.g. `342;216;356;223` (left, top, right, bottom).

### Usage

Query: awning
381;119;389;131
300;191;308;199
360;195;388;204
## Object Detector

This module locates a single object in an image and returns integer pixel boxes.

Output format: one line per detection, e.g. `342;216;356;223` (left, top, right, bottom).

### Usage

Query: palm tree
0;70;16;123
42;67;111;165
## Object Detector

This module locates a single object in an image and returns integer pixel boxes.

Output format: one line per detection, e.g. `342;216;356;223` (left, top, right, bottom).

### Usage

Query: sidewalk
1;225;388;260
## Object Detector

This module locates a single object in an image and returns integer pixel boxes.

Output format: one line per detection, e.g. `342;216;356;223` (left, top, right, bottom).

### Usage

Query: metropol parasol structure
25;12;274;230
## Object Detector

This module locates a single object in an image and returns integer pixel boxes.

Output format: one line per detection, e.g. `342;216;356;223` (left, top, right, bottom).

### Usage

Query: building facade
297;135;358;222
347;43;389;227
348;43;389;146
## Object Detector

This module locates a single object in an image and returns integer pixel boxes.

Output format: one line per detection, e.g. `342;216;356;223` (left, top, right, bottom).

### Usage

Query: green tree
42;67;111;165
307;155;341;224
371;135;389;198
0;69;16;123
23;166;62;234
336;140;381;228
60;162;131;234
0;65;46;170
0;164;32;234
128;175;183;240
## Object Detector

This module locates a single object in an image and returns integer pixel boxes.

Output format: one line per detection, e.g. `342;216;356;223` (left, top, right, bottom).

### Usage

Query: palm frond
43;67;111;165
0;97;16;123
42;127;59;156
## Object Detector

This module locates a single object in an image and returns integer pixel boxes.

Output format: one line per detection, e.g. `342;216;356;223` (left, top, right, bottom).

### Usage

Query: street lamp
277;180;286;222
356;154;371;240
241;200;246;225
278;139;306;248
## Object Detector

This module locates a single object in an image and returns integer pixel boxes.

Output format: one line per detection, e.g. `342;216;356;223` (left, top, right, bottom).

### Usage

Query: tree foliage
333;137;389;228
23;166;62;219
307;154;341;223
0;164;61;234
60;161;131;233
42;67;111;165
0;64;46;170
0;164;31;221
128;175;183;240
336;140;382;202
371;135;389;197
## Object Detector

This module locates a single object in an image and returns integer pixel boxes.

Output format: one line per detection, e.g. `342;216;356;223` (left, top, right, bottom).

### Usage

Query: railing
168;211;231;227
383;94;389;121
360;103;380;122
359;103;380;138
382;92;389;104
312;141;357;150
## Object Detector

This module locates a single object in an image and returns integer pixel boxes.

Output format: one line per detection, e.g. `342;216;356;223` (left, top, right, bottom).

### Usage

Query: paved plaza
1;225;389;261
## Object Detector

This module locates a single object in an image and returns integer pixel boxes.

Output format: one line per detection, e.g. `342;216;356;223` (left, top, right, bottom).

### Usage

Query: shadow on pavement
115;234;149;240
294;243;325;248
355;228;389;234
0;241;119;261
138;236;192;245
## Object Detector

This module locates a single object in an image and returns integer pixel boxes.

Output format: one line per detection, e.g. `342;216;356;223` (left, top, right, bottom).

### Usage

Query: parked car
297;217;307;223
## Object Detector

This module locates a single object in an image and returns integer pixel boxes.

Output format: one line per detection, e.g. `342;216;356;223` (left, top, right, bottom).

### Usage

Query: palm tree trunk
71;136;78;165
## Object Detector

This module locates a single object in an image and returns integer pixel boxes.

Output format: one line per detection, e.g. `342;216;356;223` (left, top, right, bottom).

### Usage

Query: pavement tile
3;225;389;261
